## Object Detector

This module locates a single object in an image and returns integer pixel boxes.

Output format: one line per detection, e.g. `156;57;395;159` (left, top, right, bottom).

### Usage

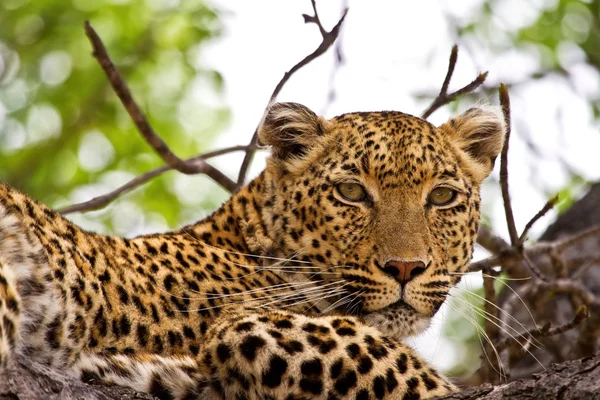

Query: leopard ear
258;102;326;161
439;106;505;182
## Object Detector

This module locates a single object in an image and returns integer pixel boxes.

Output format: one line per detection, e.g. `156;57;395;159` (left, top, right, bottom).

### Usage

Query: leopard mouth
360;300;431;339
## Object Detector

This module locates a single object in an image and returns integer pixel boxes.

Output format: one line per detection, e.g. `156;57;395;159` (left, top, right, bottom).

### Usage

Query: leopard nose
382;260;428;285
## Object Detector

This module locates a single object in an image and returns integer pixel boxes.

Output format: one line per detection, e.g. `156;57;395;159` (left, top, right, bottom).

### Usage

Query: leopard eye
337;182;367;202
428;187;456;206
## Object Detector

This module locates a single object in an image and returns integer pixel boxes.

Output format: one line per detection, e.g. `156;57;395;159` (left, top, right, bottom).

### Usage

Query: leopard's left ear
438;107;505;182
258;102;326;161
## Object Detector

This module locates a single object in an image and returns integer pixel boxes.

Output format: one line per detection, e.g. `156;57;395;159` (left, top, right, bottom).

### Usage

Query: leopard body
0;103;504;399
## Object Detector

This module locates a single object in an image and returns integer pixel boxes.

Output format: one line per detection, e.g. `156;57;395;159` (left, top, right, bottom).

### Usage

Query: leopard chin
361;301;432;340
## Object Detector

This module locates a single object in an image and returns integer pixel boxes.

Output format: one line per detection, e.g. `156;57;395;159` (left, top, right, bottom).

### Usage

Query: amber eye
428;187;456;206
337;182;367;202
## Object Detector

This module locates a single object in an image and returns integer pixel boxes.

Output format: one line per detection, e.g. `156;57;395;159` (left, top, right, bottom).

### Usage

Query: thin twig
84;21;237;192
498;84;519;247
421;45;488;119
527;225;600;257
321;0;348;115
496;305;588;353
518;195;559;245
236;2;349;188
522;253;549;282
59;144;254;214
538;280;599;307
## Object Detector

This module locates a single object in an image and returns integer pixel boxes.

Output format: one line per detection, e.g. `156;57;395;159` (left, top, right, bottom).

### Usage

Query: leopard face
258;103;504;340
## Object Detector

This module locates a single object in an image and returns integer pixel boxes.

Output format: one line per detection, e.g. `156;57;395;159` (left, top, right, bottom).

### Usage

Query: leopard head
257;102;504;339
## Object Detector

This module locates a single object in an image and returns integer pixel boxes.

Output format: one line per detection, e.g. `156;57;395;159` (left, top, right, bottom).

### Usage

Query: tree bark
0;355;155;400
436;352;600;400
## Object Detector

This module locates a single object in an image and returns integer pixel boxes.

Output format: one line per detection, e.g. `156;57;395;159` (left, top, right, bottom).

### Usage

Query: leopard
0;102;504;399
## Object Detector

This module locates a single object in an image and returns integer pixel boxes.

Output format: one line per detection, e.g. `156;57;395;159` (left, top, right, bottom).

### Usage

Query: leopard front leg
203;311;456;399
73;310;456;400
0;198;61;370
0;258;19;368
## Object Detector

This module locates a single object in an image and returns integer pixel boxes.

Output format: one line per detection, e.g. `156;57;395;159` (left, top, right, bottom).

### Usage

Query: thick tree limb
0;355;155;400
435;352;600;400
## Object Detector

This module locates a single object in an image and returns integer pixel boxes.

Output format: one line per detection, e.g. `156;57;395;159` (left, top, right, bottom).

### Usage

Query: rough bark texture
0;355;155;400
435;352;600;400
2;184;599;399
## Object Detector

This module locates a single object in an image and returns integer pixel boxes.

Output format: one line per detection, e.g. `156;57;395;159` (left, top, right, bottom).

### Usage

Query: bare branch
518;195;559;245
522;252;549;283
84;21;237;192
236;2;349;188
496;305;588;353
498;84;519;247
527;225;600;257
440;45;458;96
538;280;600;307
421;46;488;119
468;256;501;273
59;144;254;215
477;226;511;255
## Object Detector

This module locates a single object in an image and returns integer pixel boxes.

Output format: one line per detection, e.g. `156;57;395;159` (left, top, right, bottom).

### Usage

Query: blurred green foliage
0;0;229;235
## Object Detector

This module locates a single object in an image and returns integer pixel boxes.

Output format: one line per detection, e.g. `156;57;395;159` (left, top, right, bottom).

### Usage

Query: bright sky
200;0;600;372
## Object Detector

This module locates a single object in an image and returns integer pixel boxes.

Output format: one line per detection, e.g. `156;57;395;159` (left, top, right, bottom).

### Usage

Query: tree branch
498;84;519;247
59;144;254;214
84;21;237;192
421;46;488;119
236;2;348;188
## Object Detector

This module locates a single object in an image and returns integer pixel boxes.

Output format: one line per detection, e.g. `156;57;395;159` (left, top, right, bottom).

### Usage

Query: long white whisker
458;290;544;349
253;281;348;309
450;295;543;353
445;300;507;381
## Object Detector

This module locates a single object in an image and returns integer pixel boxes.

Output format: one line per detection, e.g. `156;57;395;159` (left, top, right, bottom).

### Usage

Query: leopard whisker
252;281;349;309
320;289;361;315
178;283;343;314
150;279;324;302
449;271;541;335
278;286;351;311
181;228;315;265
450;295;544;353
449;271;533;281
458;290;544;349
445;300;508;382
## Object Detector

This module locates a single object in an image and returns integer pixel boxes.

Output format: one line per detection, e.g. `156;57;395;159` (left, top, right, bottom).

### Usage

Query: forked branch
84;22;237;192
236;2;348;188
421;45;488;119
64;1;347;213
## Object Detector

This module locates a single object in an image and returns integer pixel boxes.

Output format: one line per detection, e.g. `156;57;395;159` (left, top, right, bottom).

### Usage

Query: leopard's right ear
258;102;327;161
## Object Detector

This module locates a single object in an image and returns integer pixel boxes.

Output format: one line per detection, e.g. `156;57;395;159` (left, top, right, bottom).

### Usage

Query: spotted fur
0;103;504;399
